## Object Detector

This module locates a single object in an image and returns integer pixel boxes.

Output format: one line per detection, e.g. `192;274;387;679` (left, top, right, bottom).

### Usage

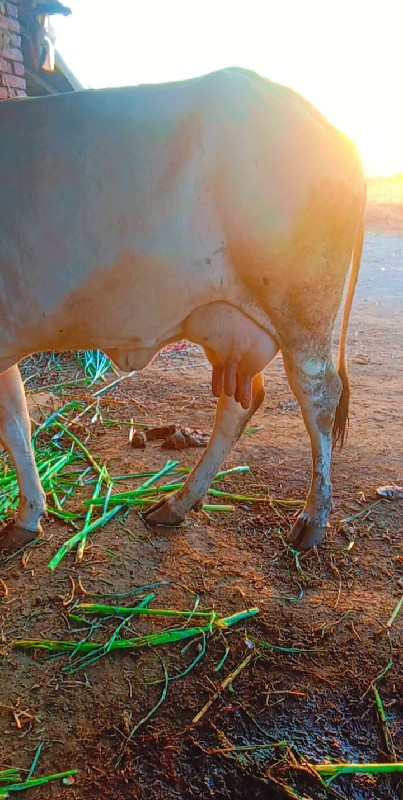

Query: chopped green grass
75;603;216;619
14;607;259;657
0;744;76;798
13;605;259;678
12;597;259;734
14;624;213;656
76;350;115;385
311;762;403;777
0;770;77;796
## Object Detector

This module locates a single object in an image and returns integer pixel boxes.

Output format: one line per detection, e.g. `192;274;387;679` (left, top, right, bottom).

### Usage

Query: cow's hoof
288;514;327;551
142;499;185;527
0;522;39;555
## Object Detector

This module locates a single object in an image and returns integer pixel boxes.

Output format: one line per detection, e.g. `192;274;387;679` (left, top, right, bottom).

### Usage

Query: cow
0;67;365;555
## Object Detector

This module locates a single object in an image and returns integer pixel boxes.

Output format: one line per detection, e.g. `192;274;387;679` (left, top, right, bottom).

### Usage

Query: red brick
1;45;23;61
12;59;24;76
13;88;26;96
0;56;12;72
6;3;18;19
0;86;10;98
1;71;25;89
0;13;20;32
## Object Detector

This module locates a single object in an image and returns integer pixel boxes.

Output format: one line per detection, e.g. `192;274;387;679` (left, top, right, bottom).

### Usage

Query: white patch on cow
302;358;325;377
320;432;332;487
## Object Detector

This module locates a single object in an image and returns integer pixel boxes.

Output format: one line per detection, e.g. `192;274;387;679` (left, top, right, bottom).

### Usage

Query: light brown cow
0;68;365;554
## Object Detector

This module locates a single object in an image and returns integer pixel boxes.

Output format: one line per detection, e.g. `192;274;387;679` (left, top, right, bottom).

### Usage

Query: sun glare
53;0;403;177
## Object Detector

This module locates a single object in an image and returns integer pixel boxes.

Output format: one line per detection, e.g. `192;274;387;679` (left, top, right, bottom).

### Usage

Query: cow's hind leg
282;348;342;550
143;372;265;526
0;365;46;553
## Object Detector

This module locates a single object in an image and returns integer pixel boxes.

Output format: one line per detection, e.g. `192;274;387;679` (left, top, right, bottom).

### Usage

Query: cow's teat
185;302;279;407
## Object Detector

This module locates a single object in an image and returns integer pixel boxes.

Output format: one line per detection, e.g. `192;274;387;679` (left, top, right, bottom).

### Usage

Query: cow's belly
0;205;234;366
0;232;280;373
0;184;284;368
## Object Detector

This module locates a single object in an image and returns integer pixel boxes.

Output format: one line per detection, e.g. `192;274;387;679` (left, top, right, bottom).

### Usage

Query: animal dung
145;424;177;441
129;423;207;449
128;428;147;448
161;428;207;449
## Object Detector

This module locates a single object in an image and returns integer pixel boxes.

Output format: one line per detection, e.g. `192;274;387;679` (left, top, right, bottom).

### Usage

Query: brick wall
0;1;27;99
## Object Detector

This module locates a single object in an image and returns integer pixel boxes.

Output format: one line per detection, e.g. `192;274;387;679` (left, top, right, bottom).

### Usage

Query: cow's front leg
143;372;265;526
282;349;342;550
0;365;46;553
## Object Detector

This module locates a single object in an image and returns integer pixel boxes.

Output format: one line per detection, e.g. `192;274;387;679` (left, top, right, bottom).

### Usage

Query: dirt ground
0;176;402;800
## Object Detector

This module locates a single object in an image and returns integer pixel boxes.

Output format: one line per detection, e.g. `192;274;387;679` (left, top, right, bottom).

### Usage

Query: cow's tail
333;190;366;447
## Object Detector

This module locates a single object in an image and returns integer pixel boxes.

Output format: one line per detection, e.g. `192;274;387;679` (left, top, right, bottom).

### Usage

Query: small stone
62;774;75;786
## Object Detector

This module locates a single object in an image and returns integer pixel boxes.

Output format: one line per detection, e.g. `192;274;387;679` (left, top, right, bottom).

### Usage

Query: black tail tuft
333;358;350;447
333;187;366;448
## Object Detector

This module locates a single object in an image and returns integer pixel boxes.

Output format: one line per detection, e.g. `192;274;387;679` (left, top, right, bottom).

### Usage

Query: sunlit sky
52;0;403;175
